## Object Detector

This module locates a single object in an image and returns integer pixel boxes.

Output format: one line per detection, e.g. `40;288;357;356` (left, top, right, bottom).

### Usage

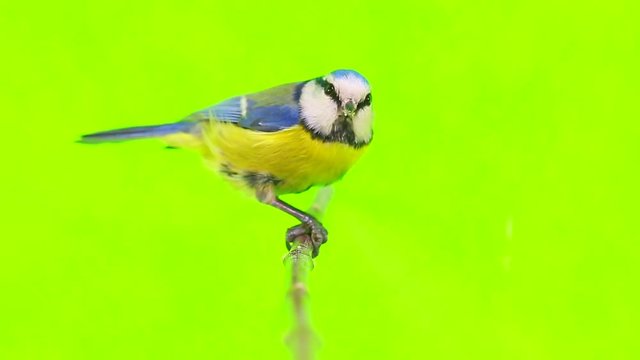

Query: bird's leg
270;198;328;258
255;185;328;257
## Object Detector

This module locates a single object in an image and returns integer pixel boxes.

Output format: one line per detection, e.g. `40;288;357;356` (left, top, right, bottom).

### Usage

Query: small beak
343;100;356;118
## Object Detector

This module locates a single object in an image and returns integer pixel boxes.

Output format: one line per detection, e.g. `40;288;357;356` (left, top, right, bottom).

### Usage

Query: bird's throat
301;115;369;148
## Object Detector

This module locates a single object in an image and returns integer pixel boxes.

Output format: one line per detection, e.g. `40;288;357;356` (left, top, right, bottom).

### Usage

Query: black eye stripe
357;93;372;110
316;78;341;105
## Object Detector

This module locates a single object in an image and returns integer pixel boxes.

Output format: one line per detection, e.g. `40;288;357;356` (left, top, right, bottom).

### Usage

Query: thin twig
283;187;333;360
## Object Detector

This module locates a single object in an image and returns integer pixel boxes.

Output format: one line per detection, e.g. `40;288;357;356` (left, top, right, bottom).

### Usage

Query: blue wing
186;81;307;132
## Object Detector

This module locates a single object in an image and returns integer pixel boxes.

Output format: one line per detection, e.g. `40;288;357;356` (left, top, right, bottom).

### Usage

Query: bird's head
299;69;373;147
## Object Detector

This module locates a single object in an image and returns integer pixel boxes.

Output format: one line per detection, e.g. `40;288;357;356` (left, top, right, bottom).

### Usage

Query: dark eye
363;93;372;105
358;93;372;110
324;83;337;97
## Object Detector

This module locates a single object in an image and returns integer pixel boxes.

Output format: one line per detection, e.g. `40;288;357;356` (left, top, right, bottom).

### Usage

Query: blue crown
330;69;369;85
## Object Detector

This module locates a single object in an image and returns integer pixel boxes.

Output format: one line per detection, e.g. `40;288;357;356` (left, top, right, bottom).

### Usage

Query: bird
81;69;373;257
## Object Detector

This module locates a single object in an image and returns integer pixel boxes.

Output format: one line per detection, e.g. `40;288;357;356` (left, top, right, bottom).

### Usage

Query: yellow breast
197;122;367;194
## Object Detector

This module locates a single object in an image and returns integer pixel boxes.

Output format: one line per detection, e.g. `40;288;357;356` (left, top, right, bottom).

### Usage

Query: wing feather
185;81;306;132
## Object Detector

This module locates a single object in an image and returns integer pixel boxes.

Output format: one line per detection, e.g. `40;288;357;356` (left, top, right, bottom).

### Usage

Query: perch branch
283;187;333;360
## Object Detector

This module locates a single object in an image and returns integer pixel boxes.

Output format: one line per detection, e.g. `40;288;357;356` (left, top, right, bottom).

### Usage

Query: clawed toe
285;224;309;250
285;221;328;257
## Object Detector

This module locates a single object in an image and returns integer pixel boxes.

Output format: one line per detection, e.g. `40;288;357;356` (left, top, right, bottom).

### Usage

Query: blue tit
81;69;374;256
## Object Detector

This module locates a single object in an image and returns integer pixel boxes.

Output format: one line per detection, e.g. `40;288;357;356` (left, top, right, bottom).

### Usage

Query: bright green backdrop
1;0;639;359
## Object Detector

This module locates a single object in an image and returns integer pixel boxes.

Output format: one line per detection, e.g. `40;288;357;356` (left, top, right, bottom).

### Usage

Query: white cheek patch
353;106;373;143
300;82;338;135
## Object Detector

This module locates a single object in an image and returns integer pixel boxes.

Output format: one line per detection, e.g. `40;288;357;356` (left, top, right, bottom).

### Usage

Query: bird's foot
285;220;328;258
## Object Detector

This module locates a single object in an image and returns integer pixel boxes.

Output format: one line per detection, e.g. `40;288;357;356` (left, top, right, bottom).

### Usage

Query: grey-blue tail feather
80;122;194;143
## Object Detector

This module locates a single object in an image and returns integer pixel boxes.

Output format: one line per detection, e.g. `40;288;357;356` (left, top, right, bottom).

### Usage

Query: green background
1;0;639;359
